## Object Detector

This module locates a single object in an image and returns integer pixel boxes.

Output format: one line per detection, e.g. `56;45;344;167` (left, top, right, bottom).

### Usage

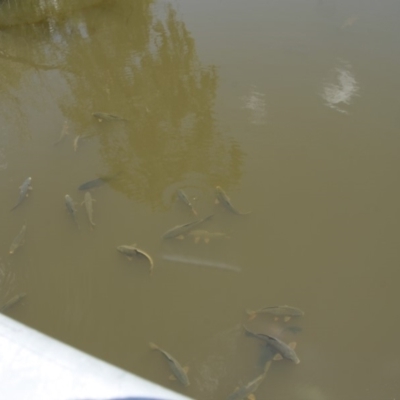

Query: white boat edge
0;313;193;400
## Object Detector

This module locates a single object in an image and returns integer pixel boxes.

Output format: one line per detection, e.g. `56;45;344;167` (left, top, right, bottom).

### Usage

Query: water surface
0;1;399;399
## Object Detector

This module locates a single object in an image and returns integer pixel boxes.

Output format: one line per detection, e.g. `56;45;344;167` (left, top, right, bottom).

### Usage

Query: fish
117;245;154;274
188;229;230;244
73;135;81;152
78;175;115;191
9;224;27;255
242;326;300;364
92;112;127;122
53;120;69;145
82;192;96;227
73;134;94;152
65;194;79;227
246;305;305;321
10;177;32;211
149;342;190;387
227;371;267;400
0;293;27;313
215;186;250;215
177;189;197;215
162;214;214;239
162;254;241;272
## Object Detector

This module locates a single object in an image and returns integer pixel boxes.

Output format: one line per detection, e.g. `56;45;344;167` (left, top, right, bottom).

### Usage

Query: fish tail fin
149;342;159;350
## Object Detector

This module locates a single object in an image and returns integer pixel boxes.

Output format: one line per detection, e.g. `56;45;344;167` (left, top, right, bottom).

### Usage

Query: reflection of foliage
0;0;244;210
0;0;104;27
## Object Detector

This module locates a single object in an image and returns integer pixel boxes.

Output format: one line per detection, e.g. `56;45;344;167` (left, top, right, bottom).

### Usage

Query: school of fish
2;116;305;400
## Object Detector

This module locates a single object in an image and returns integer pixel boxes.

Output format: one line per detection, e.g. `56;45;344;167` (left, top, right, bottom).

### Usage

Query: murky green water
0;0;399;399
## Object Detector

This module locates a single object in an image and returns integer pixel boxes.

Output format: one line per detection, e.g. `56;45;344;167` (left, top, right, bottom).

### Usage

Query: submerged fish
246;305;305;321
73;135;81;152
53;120;69;145
177;189;197;216
162;254;241;272
9;224;27;255
92;112;127;122
242;326;300;364
227;371;267;400
82;192;96;227
65;194;79;227
0;293;26;313
10;177;32;211
215;186;250;215
188;229;230;244
117;245;154;274
149;342;190;387
78;175;116;191
73;134;94;152
162;214;214;239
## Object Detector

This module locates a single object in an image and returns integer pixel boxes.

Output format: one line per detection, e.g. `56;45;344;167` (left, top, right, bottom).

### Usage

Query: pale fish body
162;254;241;272
82;191;96;226
9;224;27;254
93;112;127;122
73;134;93;152
11;177;32;211
73;135;80;152
65;195;79;228
242;326;300;364
227;372;267;400
215;186;250;215
149;342;190;387
117;245;154;274
264;334;300;364
53;120;69;145
177;189;197;215
246;305;305;318
0;293;27;313
188;229;230;243
162;214;213;239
